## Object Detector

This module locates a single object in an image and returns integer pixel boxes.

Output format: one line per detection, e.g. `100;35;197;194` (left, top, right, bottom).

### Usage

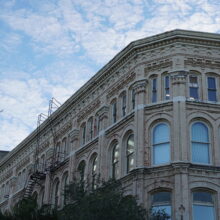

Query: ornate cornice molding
107;72;136;99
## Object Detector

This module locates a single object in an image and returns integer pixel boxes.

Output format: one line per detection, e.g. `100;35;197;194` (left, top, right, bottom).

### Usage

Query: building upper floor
1;29;220;205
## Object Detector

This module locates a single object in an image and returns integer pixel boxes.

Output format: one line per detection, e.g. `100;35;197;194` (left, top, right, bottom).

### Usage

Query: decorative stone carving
131;79;148;95
69;129;80;142
107;72;136;99
77;99;100;123
171;71;188;85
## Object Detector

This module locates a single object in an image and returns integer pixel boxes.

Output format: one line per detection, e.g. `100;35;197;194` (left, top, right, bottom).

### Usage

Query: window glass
82;124;86;145
208;77;217;102
122;94;126;117
78;161;86;183
165;76;170;100
189;76;199;100
92;156;98;189
152;191;171;220
193;191;215;220
132;90;135;109
152;78;157;103
88;117;93;141
191;122;210;164
112;143;119;179
153;123;170;165
127;134;134;172
112;101;117;123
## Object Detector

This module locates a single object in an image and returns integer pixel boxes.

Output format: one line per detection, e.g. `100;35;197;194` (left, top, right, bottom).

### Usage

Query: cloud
1;0;220;151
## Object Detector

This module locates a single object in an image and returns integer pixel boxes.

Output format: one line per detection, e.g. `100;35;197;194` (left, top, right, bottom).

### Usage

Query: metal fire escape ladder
47;98;61;170
23;98;61;200
23;113;48;199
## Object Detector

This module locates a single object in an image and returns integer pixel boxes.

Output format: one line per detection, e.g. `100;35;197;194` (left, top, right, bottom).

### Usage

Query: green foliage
0;178;170;220
60;179;146;220
149;208;171;220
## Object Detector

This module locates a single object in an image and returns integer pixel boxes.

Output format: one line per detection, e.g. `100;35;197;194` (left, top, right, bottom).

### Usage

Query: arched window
112;143;119;179
62;173;68;205
54;180;60;208
92;156;98;189
120;92;126;117
78;161;86;183
87;117;94;141
126;134;134;173
111;100;117;123
193;190;215;220
152;123;170;165
151;191;172;219
62;138;67;160
55;142;61;162
81;123;86;145
191;122;210;164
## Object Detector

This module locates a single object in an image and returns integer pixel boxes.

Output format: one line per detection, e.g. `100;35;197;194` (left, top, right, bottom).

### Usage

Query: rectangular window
112;102;117;123
122;94;126;117
165;76;170;100
82;126;86;145
208;77;217;102
132;90;135;110
152;78;157;103
189;76;199;100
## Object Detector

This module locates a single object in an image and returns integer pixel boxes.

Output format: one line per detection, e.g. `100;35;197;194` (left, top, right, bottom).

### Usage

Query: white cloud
1;0;220;151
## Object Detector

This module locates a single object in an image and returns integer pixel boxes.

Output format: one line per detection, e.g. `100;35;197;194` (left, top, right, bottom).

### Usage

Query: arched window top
193;190;215;220
151;191;172;219
192;122;209;142
152;123;170;165
153;123;169;144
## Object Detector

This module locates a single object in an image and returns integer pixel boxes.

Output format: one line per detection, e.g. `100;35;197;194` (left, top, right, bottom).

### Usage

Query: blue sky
0;0;220;151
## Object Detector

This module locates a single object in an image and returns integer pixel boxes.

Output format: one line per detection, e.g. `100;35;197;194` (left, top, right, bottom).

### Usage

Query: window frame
151;122;171;165
192;189;216;220
111;142;119;179
151;190;172;220
151;78;157;103
164;75;170;100
189;75;199;101
190;121;211;165
126;134;135;173
207;76;217;102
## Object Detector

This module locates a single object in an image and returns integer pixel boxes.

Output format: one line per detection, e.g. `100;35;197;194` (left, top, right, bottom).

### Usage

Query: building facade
1;30;220;219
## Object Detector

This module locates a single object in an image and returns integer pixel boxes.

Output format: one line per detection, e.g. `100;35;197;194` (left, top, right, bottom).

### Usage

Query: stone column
171;71;188;162
96;106;109;180
132;79;147;168
68;129;79;181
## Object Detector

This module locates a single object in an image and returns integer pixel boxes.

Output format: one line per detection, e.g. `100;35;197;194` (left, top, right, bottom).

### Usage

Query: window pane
127;134;134;154
152;206;171;220
193;192;213;203
154;143;170;164
192;143;209;164
113;144;119;162
190;87;199;99
153;192;171;203
153;78;157;89
192;123;209;143
208;90;217;102
153;124;169;144
208;77;216;89
165;76;169;88
193;205;214;220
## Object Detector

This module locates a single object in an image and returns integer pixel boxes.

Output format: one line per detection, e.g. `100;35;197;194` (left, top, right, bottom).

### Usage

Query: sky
0;0;220;151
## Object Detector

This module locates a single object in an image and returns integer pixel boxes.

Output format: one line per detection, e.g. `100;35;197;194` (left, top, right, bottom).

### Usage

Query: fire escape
23;98;61;199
